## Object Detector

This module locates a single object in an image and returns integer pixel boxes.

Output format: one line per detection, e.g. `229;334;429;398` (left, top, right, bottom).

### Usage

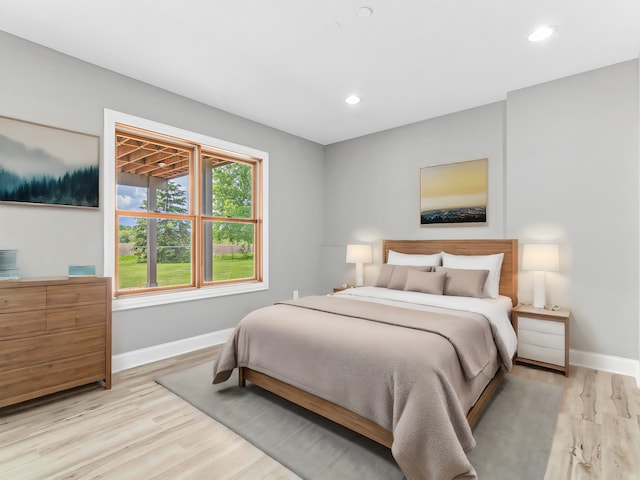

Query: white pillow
441;251;504;299
387;250;441;267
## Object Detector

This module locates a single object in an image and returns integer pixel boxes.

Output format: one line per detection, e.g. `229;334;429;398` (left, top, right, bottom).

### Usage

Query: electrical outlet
293;290;299;299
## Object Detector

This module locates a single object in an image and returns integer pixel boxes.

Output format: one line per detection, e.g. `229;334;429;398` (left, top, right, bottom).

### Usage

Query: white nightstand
512;304;571;376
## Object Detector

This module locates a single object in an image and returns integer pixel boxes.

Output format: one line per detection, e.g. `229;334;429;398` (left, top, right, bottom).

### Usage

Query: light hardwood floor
1;347;639;480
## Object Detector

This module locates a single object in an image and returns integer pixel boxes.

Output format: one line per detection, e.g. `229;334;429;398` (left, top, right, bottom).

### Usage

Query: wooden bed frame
239;239;518;449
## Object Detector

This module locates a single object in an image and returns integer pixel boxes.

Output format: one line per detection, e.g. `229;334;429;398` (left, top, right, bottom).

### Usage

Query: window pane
201;157;252;218
117;177;190;213
116;133;191;213
203;221;254;282
117;216;192;290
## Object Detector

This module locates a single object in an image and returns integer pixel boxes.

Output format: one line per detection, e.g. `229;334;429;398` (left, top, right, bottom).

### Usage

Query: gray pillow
403;269;446;295
388;265;432;290
374;263;395;288
436;266;489;298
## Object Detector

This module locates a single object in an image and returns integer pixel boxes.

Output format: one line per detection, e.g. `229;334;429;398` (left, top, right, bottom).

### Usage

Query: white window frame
103;109;269;311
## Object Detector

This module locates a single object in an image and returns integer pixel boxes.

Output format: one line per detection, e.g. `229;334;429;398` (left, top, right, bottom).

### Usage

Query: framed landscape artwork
0;115;99;208
420;158;487;225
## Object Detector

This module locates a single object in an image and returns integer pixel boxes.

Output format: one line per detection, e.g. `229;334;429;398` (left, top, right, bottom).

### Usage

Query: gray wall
322;102;506;290
0;32;326;354
323;60;639;361
506;60;639;359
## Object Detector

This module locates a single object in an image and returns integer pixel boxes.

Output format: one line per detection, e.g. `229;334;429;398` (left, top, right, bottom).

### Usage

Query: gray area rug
156;363;562;479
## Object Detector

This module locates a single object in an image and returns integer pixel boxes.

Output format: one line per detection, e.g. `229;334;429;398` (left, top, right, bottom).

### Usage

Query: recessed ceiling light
356;6;373;18
345;95;361;105
528;25;557;42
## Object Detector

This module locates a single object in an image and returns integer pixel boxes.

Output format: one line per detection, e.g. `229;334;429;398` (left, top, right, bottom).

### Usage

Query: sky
420;159;487;211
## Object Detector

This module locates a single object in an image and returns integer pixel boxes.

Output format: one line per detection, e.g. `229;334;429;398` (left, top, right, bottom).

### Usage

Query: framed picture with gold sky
420;158;487;225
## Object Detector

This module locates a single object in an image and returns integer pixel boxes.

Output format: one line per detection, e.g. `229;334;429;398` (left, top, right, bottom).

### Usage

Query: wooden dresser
0;277;112;408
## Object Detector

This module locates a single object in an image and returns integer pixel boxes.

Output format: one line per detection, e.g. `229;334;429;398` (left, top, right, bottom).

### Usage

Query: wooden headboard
382;239;518;305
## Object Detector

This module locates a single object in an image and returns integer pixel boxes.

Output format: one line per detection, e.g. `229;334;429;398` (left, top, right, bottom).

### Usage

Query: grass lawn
118;255;254;289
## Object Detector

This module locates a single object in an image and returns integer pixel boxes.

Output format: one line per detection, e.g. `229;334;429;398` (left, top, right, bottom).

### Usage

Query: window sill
112;281;268;312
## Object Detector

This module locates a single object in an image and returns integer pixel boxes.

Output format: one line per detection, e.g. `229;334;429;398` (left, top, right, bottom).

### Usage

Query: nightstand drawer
518;328;564;350
518;343;565;367
518;316;564;335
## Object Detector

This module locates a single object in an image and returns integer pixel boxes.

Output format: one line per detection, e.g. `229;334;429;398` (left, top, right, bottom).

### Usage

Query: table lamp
522;244;560;308
346;244;372;287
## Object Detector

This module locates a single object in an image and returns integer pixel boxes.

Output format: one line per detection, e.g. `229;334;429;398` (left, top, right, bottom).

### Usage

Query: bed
212;239;518;480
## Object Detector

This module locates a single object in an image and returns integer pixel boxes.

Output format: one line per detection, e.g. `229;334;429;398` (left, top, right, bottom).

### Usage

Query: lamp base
355;263;364;287
532;271;546;308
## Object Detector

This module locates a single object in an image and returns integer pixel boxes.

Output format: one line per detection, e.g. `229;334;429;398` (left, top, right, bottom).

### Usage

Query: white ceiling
1;1;639;145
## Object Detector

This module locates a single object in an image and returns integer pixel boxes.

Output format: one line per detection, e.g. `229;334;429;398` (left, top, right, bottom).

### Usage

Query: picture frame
0;115;99;208
420;158;487;226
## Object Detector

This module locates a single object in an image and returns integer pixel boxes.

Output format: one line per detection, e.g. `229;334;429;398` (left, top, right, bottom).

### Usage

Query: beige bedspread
213;295;505;480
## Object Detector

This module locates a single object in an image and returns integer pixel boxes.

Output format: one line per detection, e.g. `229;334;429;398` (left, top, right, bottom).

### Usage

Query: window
104;110;268;310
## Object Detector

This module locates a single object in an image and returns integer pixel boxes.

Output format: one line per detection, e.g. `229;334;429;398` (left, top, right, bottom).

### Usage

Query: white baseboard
570;348;640;388
112;328;234;373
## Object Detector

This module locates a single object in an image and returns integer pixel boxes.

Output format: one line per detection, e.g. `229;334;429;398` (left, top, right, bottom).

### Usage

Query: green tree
211;162;253;253
118;224;134;243
132;180;191;263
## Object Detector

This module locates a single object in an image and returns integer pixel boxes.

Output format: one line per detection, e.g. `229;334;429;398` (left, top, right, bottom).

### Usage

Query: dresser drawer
0;287;46;313
518;316;564;335
0;326;105;372
47;304;106;331
0;310;46;338
518;328;564;350
517;343;565;367
47;284;106;308
0;351;106;408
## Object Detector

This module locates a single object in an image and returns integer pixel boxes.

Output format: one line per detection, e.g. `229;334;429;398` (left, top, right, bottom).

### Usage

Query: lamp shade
522;244;559;272
346;244;372;264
